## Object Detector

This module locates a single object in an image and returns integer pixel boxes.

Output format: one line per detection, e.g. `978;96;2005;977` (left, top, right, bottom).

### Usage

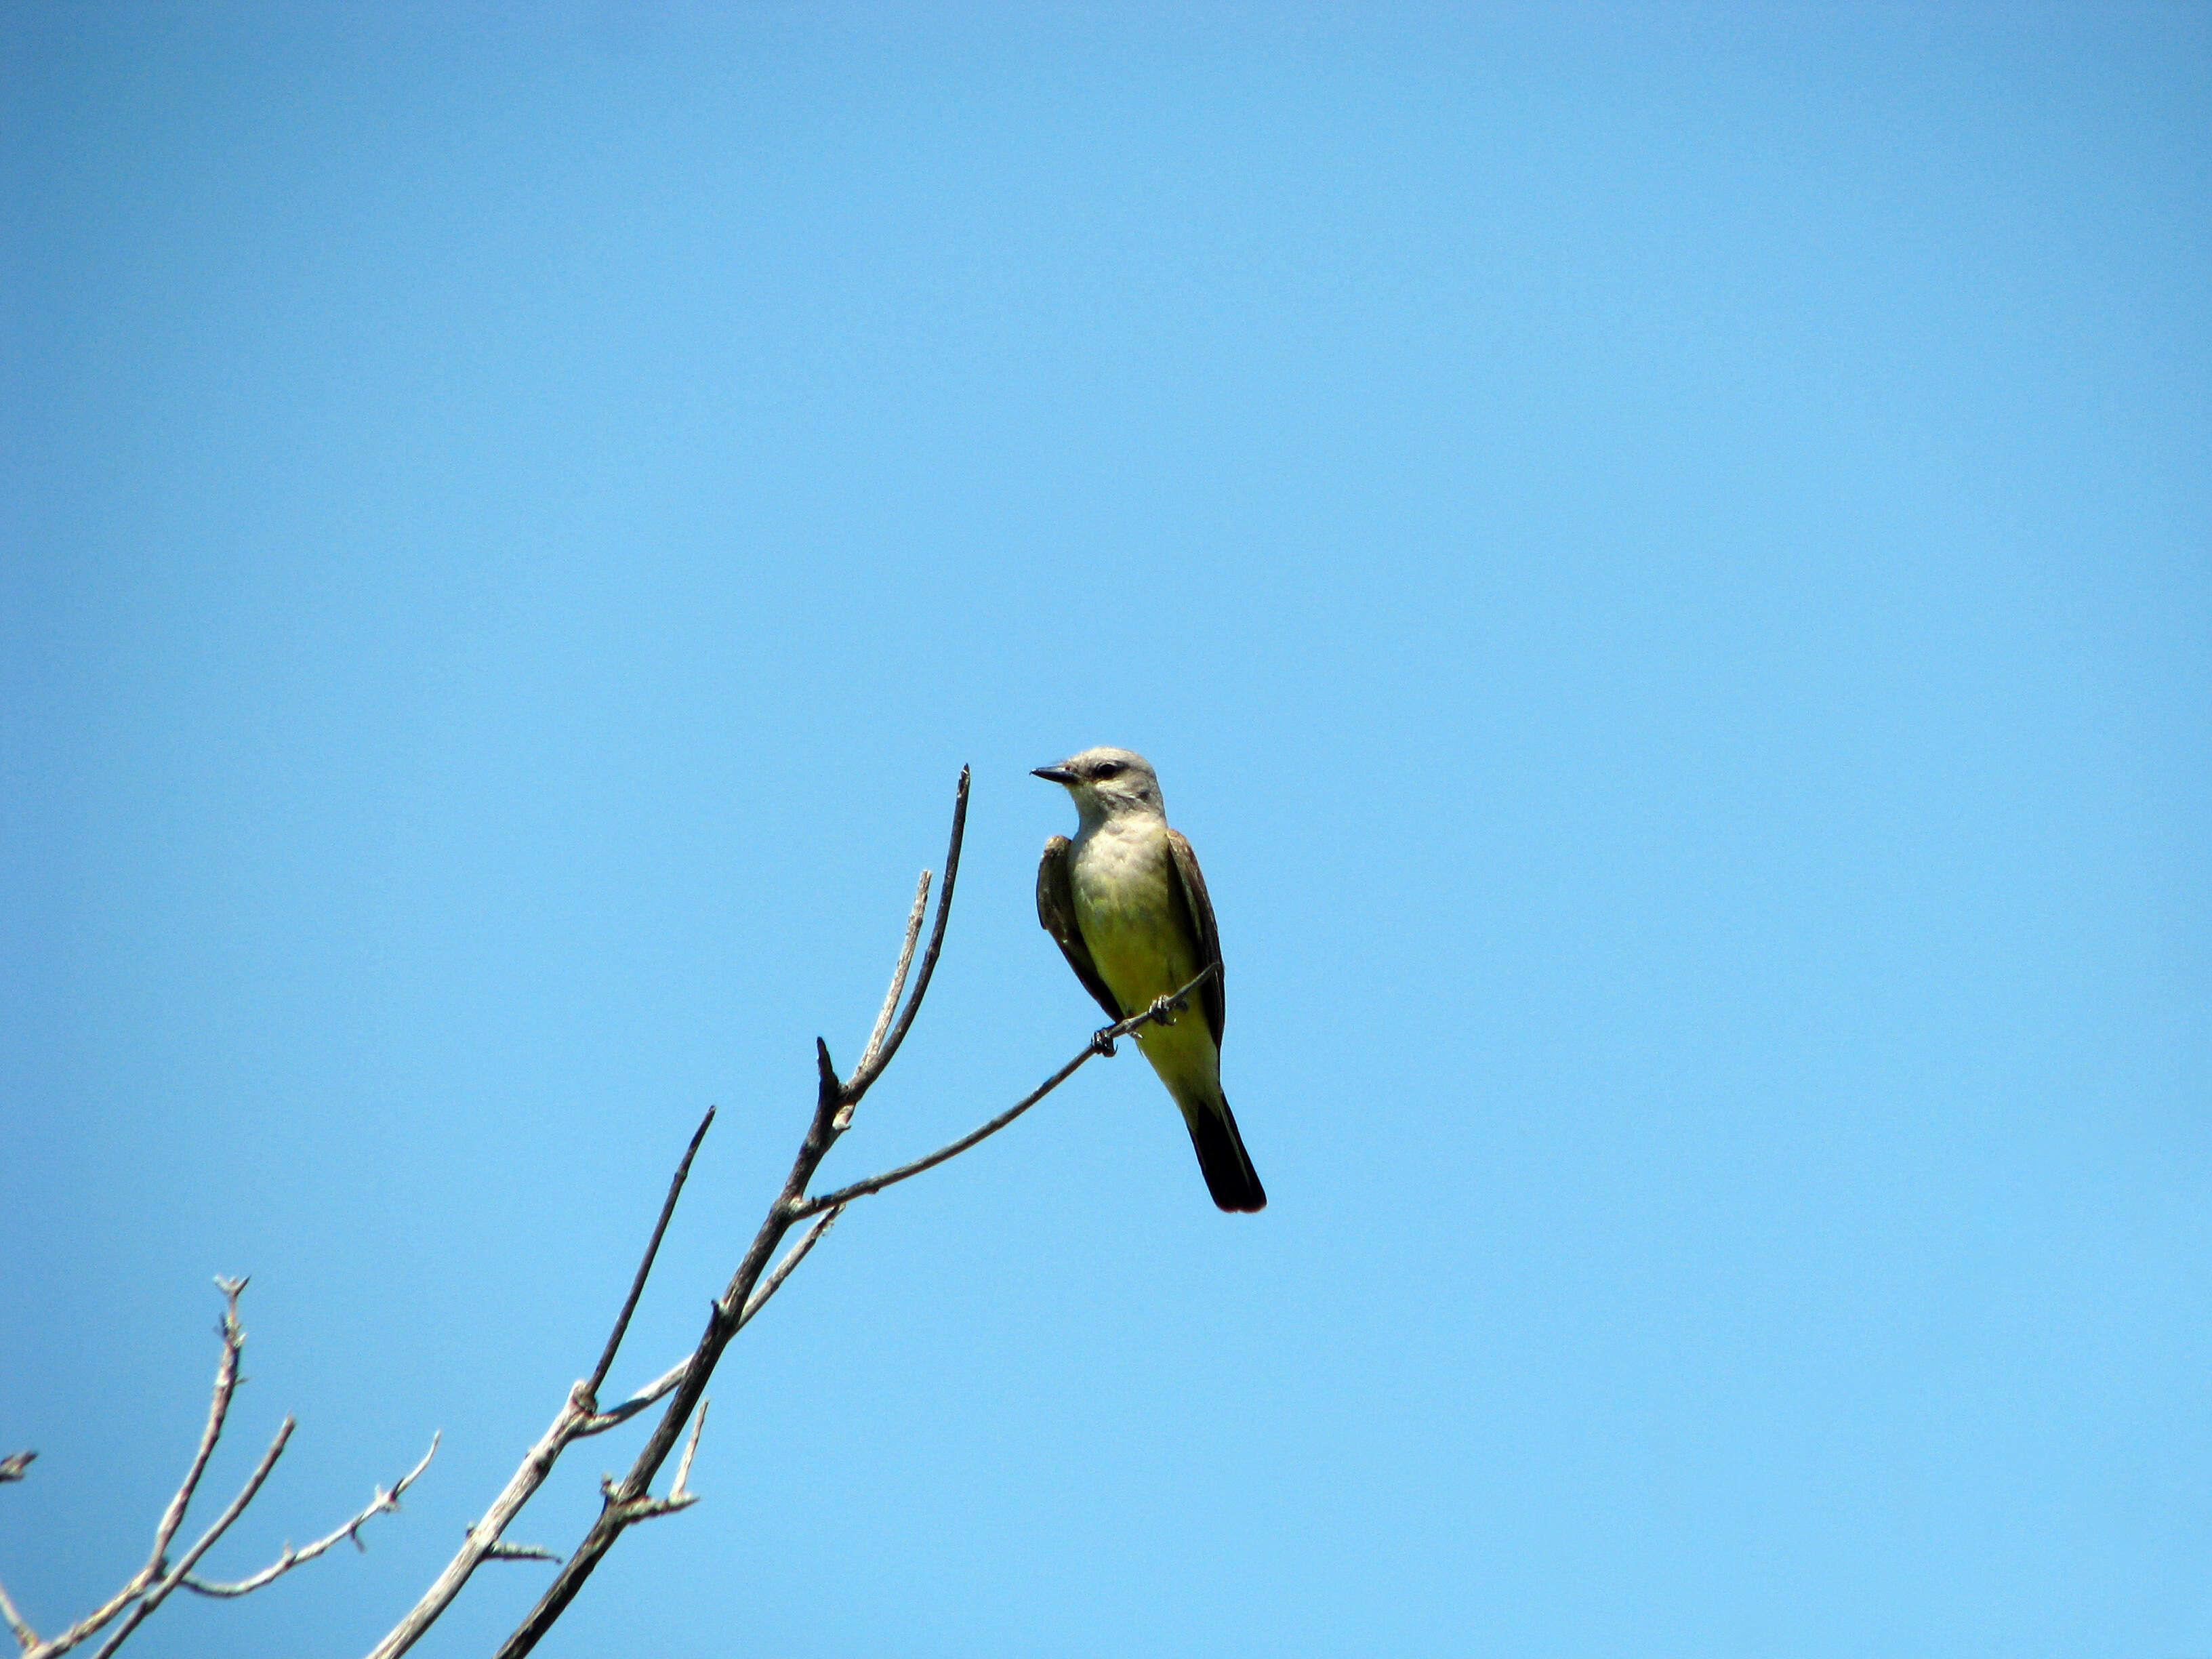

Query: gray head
1032;746;1166;828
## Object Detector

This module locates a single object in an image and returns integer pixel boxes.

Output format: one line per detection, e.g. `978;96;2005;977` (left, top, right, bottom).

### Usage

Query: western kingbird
1033;747;1266;1212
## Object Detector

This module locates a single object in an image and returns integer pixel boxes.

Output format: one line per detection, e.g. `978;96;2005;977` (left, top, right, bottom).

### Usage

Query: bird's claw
1146;993;1185;1027
1090;1027;1120;1058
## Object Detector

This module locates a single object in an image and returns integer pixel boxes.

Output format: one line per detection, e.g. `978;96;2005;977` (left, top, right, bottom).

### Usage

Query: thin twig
12;1285;434;1658
791;964;1218;1218
586;1107;716;1403
150;1279;249;1565
855;872;930;1084
181;1433;440;1598
671;1400;706;1499
87;1416;295;1659
735;1206;842;1330
844;768;968;1103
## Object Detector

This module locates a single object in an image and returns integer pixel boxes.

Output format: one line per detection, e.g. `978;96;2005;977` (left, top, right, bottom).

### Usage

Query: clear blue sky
4;5;2207;1656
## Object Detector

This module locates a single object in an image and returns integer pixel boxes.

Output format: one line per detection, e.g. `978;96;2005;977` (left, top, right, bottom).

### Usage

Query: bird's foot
1090;1026;1120;1059
1145;992;1185;1027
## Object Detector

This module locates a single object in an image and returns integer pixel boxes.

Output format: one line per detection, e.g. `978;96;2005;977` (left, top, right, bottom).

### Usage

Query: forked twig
87;1416;297;1659
603;1400;710;1528
843;775;968;1104
482;768;973;1659
182;1434;440;1598
577;1359;689;1437
10;1280;254;1658
2;1282;432;1659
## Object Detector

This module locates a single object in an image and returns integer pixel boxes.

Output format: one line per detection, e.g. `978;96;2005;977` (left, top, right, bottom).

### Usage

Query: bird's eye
1092;761;1126;780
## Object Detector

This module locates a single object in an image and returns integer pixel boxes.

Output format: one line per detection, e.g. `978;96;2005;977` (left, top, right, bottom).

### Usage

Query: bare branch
182;1433;439;1599
855;870;930;1084
385;768;1206;1659
26;1279;255;1656
843;766;968;1103
485;769;972;1659
87;1416;295;1659
791;964;1219;1218
10;1283;433;1658
586;1107;716;1404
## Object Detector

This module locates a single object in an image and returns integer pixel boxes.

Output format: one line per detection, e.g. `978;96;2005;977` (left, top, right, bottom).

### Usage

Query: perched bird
1033;747;1265;1212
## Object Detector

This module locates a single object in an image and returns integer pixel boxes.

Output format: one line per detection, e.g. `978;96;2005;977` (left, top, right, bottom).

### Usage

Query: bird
1032;747;1265;1212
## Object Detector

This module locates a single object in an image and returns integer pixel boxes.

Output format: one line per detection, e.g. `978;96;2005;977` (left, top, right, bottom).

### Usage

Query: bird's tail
1183;1092;1267;1213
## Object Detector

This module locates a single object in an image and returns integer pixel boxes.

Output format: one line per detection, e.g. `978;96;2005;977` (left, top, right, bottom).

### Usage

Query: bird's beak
1031;765;1078;785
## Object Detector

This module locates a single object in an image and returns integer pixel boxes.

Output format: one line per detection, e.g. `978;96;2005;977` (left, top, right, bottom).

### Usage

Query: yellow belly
1071;828;1219;1109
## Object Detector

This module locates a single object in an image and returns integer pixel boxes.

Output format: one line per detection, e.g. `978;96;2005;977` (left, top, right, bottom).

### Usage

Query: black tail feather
1185;1094;1267;1212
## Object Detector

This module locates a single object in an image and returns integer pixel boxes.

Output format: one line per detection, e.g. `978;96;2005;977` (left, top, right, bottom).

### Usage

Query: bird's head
1032;747;1165;827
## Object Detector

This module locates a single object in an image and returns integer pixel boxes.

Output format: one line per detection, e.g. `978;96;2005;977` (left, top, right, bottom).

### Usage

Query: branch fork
8;767;1225;1659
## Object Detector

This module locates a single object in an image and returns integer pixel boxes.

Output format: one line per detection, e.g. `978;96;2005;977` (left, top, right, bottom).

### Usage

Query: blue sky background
3;5;2207;1655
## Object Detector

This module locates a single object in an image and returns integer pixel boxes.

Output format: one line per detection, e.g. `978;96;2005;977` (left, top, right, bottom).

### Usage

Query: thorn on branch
482;1542;560;1564
672;1399;707;1498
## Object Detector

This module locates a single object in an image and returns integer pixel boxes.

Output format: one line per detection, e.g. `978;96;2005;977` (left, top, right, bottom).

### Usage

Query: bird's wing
1166;829;1226;1048
1037;835;1126;1025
